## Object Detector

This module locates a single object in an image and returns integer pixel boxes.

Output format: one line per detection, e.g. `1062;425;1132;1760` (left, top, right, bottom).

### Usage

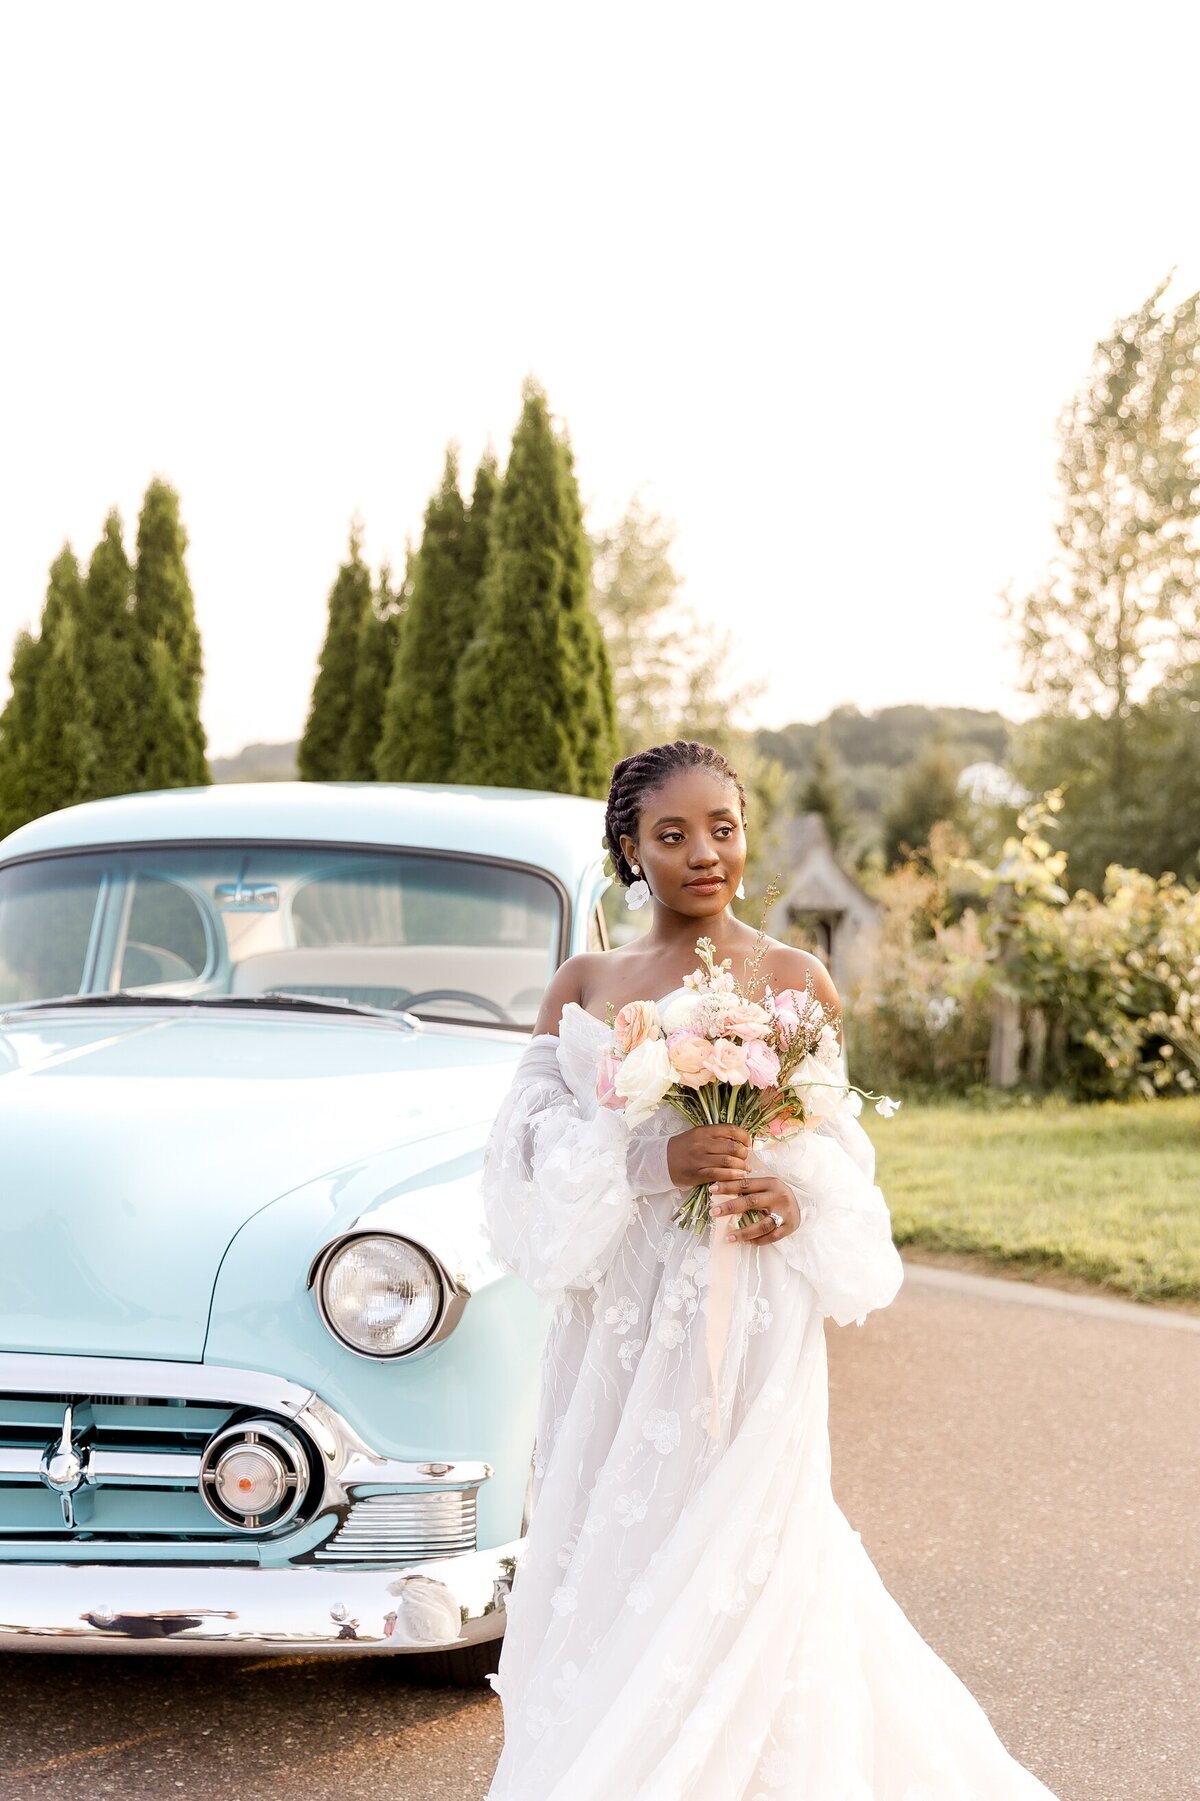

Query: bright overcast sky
2;2;1198;758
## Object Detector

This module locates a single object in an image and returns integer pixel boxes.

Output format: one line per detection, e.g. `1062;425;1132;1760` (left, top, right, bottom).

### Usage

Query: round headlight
317;1234;444;1357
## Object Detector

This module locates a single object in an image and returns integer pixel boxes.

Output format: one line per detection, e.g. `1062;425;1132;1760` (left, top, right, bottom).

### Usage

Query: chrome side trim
0;1353;315;1417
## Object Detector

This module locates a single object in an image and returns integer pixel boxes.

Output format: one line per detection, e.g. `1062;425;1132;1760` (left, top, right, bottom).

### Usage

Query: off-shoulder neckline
560;986;693;1032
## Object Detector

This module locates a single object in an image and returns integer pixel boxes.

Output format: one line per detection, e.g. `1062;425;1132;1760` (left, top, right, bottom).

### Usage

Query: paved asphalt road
2;1260;1197;1801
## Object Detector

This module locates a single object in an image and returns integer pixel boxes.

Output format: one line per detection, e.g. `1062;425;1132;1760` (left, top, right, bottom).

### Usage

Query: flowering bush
959;791;1200;1101
844;822;995;1095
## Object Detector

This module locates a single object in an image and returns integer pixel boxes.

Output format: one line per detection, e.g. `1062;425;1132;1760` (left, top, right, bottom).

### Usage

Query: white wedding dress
480;993;1060;1800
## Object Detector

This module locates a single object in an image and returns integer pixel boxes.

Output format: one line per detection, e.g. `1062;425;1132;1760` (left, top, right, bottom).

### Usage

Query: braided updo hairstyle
604;740;748;887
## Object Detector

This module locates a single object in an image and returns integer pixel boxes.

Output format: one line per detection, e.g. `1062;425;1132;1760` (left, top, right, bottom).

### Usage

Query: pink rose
766;1108;805;1140
718;1000;772;1041
597;1049;625;1110
666;1029;714;1090
613;1000;662;1056
707;1038;749;1085
771;988;804;1045
743;1039;781;1088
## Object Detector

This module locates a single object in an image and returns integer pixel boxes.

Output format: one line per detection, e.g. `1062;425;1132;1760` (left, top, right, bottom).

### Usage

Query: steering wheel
397;988;516;1025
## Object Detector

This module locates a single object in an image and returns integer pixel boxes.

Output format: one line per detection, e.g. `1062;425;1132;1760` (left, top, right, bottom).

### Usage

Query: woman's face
619;766;747;918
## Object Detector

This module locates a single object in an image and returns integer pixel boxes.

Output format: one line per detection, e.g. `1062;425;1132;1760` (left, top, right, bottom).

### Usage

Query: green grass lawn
868;1094;1200;1306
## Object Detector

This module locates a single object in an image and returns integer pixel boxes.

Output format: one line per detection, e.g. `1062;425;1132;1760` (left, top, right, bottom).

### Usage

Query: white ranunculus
614;1036;675;1126
659;992;700;1034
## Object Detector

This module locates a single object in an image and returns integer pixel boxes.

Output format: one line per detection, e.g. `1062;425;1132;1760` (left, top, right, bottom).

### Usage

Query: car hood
0;1010;522;1361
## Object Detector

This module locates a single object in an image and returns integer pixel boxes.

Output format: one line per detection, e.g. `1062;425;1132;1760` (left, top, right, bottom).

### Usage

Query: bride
481;738;1060;1800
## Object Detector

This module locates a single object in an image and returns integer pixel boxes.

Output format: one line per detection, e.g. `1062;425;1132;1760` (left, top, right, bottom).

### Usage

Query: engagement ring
768;1210;784;1229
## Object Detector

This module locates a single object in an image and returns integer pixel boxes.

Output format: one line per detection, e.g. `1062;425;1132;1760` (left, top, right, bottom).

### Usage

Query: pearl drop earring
625;862;650;911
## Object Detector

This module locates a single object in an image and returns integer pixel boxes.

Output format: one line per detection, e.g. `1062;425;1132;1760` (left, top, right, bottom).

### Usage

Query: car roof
0;782;608;893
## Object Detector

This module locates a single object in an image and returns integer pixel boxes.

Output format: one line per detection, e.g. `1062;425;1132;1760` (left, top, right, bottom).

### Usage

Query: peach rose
707;1037;749;1085
666;1029;714;1090
718;999;773;1041
613;999;662;1056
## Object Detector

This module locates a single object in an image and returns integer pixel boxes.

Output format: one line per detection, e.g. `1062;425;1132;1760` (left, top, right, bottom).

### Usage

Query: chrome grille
0;1392;305;1544
315;1487;478;1564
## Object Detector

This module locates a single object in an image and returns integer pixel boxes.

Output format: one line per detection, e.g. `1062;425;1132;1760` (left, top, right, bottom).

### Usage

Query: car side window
118;876;211;987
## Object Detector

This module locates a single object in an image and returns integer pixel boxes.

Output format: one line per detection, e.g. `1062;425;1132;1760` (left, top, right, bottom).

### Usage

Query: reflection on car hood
0;1010;523;1361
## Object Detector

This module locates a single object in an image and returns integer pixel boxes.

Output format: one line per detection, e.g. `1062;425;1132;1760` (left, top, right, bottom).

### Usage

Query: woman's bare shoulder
532;953;606;1036
756;940;842;1012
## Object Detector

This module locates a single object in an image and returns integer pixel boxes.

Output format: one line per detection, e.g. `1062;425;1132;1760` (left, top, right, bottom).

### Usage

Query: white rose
659;992;700;1034
614;1035;675;1126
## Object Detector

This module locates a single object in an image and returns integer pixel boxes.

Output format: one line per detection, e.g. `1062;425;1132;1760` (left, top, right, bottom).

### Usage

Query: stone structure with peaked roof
765;812;881;992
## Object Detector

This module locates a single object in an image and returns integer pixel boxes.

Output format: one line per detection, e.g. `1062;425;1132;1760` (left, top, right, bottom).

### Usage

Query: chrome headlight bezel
308;1231;466;1361
199;1418;311;1532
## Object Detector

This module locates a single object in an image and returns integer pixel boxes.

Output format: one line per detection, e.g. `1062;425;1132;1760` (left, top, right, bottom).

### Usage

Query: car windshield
0;844;563;1029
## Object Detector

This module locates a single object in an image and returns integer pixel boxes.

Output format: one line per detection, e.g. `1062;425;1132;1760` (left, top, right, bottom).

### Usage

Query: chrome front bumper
0;1539;525;1653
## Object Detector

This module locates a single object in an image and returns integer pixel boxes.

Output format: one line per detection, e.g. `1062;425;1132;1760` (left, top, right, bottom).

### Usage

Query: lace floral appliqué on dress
480;994;1060;1801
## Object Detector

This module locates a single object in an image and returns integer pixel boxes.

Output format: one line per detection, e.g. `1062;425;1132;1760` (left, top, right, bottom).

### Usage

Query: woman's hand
666;1124;751;1191
710;1173;802;1245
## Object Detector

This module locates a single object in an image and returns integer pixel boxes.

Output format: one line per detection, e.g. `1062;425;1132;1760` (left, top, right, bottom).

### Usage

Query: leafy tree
299;522;372;781
454;380;617;796
1008;277;1200;833
590;497;689;752
376;451;471;781
590;496;767;757
133;479;208;786
797;729;852;850
82;511;142;797
343;562;406;780
882;734;966;869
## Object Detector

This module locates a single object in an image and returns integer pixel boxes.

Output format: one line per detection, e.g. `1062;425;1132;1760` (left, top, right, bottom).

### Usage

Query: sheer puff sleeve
752;1052;905;1327
481;1030;680;1303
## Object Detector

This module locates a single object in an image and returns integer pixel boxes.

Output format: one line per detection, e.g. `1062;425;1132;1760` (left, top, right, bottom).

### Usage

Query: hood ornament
40;1401;86;1529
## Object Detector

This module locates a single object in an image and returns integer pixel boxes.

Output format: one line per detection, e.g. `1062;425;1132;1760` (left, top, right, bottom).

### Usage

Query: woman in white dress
481;739;1060;1800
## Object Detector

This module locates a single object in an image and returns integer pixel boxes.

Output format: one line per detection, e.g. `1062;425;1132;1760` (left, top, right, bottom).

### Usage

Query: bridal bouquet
598;936;900;1235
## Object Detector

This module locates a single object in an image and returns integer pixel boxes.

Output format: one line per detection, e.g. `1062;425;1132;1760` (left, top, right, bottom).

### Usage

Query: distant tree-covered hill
757;703;1012;817
210;740;299;783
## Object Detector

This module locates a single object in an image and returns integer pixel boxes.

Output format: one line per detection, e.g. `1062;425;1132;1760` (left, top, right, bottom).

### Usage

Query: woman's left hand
709;1175;802;1244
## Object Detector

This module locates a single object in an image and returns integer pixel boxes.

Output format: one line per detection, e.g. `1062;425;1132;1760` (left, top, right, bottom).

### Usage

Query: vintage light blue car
0;781;610;1680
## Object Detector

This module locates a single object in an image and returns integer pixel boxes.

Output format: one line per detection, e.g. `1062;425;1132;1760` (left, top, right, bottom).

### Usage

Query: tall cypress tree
376;450;471;781
299;523;373;781
25;609;98;821
0;549;91;834
459;448;498;623
133;480;209;786
82;511;142;797
139;635;201;792
453;381;617;796
341;563;405;780
0;629;43;837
